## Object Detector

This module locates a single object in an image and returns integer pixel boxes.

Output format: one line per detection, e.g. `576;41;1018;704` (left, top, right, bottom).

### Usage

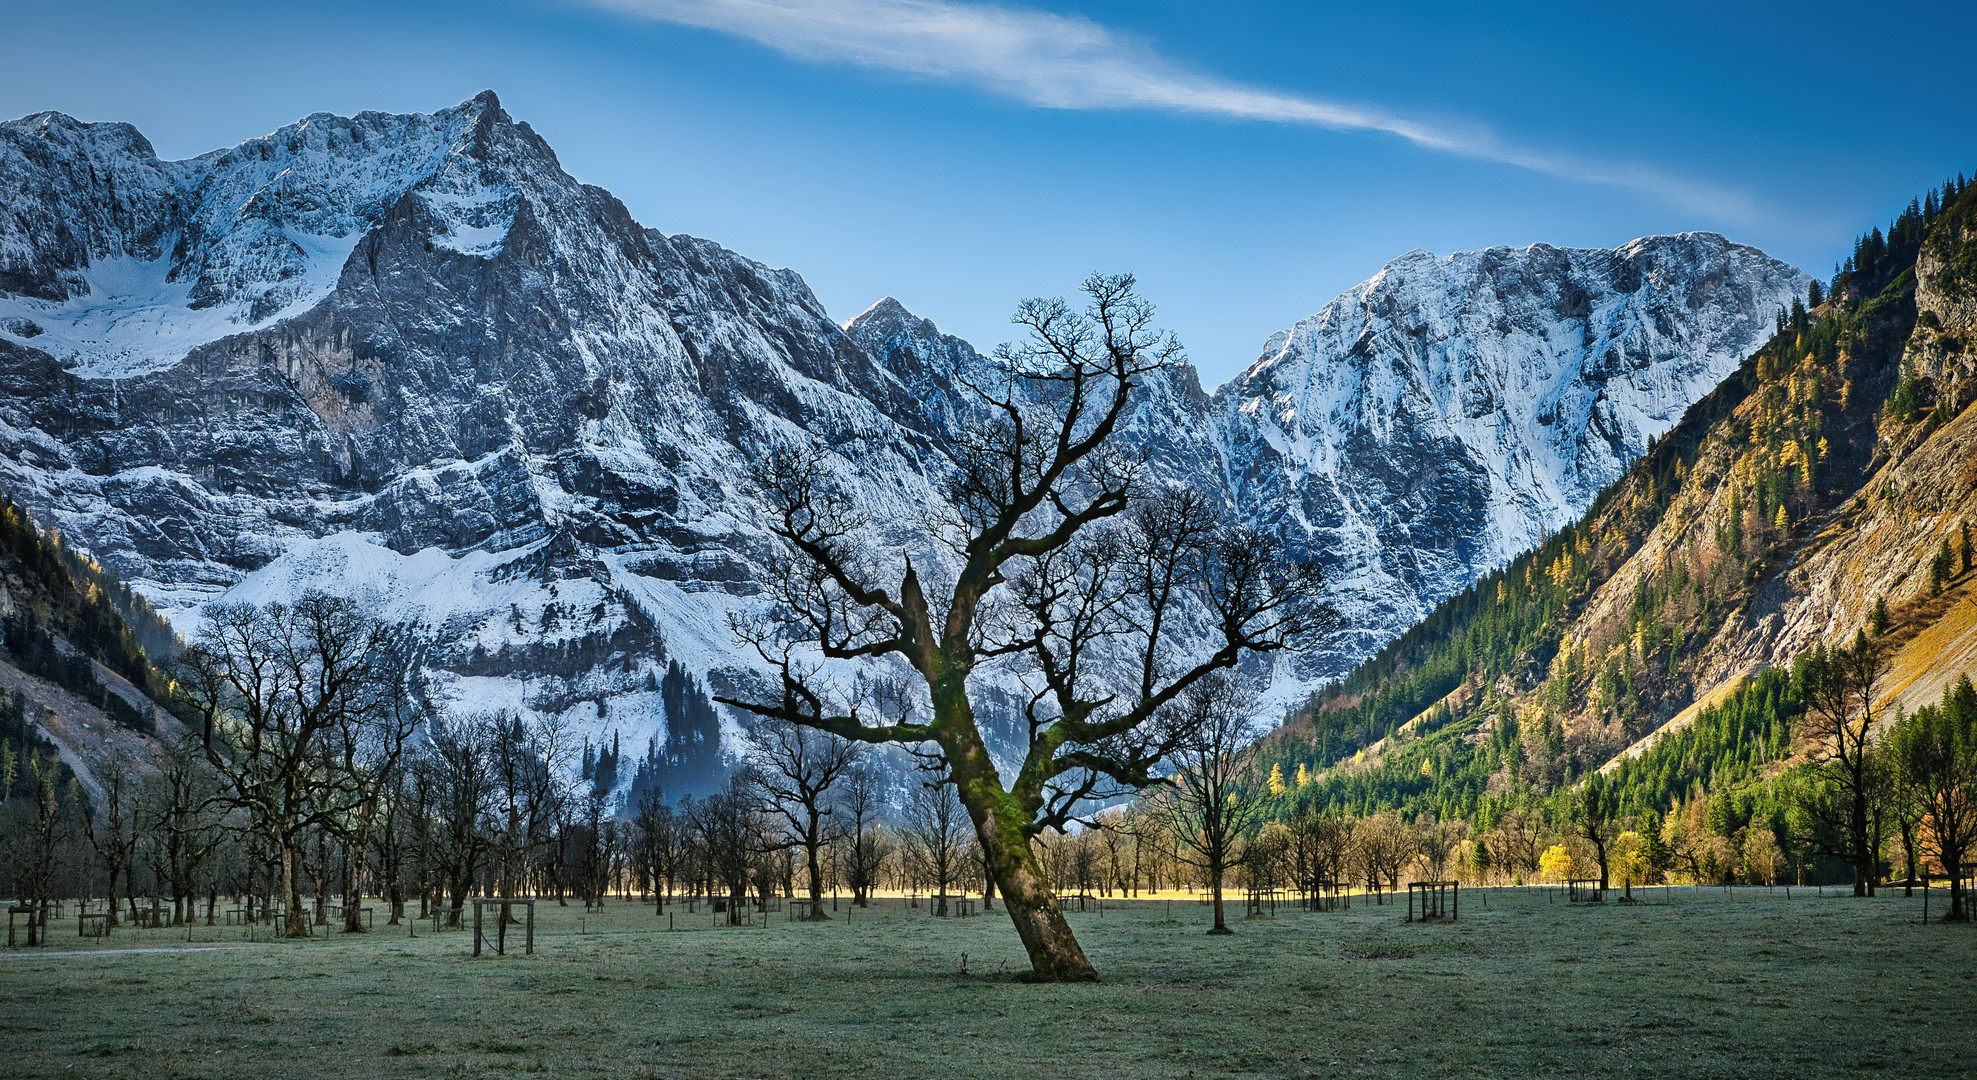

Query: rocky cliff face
0;93;1807;791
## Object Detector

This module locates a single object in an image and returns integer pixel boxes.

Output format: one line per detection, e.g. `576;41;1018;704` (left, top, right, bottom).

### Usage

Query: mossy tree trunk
719;276;1326;983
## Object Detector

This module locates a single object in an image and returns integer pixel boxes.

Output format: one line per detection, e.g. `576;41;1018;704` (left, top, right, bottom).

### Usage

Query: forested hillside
0;489;178;801
1252;175;1977;851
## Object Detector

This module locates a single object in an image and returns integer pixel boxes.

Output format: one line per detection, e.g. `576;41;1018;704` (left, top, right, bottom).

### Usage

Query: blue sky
4;0;1972;385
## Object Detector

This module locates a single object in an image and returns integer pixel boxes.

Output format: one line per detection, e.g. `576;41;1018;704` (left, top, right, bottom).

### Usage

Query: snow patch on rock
0;235;358;378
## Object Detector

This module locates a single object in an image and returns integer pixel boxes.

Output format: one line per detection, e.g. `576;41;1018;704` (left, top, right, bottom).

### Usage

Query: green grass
4;887;1974;1079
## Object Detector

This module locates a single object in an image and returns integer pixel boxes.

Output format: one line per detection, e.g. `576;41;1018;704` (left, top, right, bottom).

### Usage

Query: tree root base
1016;969;1101;984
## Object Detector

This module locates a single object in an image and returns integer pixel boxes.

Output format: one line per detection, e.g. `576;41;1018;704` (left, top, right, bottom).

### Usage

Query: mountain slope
1214;237;1808;678
1253;176;1976;820
0;488;182;810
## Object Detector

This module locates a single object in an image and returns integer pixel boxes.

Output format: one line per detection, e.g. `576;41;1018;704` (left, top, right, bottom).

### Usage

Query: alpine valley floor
4;888;1973;1079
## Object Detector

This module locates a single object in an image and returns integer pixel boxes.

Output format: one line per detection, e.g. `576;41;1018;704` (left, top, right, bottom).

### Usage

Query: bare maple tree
630;788;681;913
837;763;888;907
414;712;500;927
748;716;861;919
718;274;1329;980
1155;675;1266;934
144;738;225;926
82;760;140;927
1574;772;1620;891
682;774;771;925
1797;630;1889;895
179;593;419;939
903;776;971;916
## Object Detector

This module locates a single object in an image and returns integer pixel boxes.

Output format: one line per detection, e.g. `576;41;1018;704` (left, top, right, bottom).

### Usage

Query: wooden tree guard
1246;886;1286;918
7;902;48;947
472;897;536;956
1308;880;1350;912
1407;881;1458;922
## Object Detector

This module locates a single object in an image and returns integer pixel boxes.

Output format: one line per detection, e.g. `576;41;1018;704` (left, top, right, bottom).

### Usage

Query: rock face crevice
0;93;1806;784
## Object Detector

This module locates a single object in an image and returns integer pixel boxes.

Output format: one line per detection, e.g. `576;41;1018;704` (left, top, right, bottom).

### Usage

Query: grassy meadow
4;886;1975;1079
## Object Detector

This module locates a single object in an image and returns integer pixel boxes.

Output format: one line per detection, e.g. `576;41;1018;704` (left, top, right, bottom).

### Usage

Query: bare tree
1093;810;1129;895
143;738;223;925
4;752;75;938
1066;829;1101;899
328;630;423;931
683;773;769;925
748;716;860;919
630;788;681;913
720;274;1328;980
178;594;410;938
1242;822;1290;901
83;760;140;926
838;764;889;907
1355;811;1413;900
1797;631;1889;895
575;783;619;910
370;766;413;925
1417;815;1461;882
904;777;969;916
490;713;568;906
416;713;499;927
1574;772;1620;891
1485;809;1544;883
1284;810;1325;898
1313;812;1354;891
1157;676;1266;934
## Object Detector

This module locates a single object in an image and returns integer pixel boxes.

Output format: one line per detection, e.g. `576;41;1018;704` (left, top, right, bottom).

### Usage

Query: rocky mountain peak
843;295;916;332
3;109;157;158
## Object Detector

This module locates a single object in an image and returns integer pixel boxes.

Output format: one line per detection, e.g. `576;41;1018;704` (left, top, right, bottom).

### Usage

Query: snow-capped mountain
0;93;1806;791
0;91;957;795
1216;239;1810;676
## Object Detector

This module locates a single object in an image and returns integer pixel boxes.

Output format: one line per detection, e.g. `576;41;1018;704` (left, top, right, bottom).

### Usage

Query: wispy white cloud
580;0;1751;219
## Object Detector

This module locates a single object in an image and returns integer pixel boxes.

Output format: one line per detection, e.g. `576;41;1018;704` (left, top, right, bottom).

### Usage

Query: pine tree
1890;364;1922;421
1872;596;1891;637
1639;809;1671;875
1932;538;1955;594
1267;762;1287;797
